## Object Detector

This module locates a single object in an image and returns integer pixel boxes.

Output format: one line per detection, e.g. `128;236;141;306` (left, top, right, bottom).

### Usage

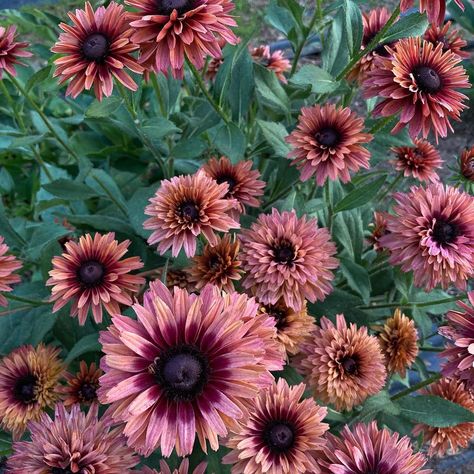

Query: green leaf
171;137;207;159
0;201;26;248
290;64;339;94
322;8;348;76
339;257;371;304
334;176;386;213
257;120;290;157
85;97;124;118
344;0;363;56
380;12;430;44
86;169;128;215
0;167;14;194
141;117;181;145
26;65;52;92
127;186;156;238
265;1;296;37
26;223;71;261
397;395;474;427
43;179;100;200
212;123;246;163
66;214;135;234
351;391;400;424
65;333;101;364
254;64;289;113
449;0;474;32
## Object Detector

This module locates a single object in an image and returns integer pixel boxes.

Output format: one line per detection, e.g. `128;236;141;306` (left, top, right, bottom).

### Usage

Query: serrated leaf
344;0;363;56
43;179;100;200
334;176;386;213
380;12;429;44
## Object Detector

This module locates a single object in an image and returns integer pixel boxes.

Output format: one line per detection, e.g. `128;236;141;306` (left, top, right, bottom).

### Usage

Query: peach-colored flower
0;25;32;78
59;360;102;406
0;236;21;308
424;21;469;59
251;45;290;83
460;146;474;182
367;211;389;252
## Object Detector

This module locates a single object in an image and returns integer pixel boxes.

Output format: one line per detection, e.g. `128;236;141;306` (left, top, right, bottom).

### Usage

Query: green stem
4;293;50;307
91;174;128;216
150;74;167;117
290;7;320;76
186;58;230;124
359;294;466;310
420;346;444;352
368;258;390;276
324;181;333;233
390;373;441;401
377;172;403;202
336;6;400;81
368;116;394;135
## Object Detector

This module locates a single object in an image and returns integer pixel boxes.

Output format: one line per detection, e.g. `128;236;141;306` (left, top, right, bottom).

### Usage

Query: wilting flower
439;293;474;389
239;209;338;311
347;8;395;84
296;314;386;411
401;0;464;27
319;421;431;474
378;308;419;377
0;25;32;78
187;234;242;292
460;146;474;183
367;211;389;252
258;300;316;356
98;281;280;457
7;403;139;473
379;183;474;291
47;232;145;325
391;138;442;183
202;156;265;219
251;45;291;83
155;268;196;292
223;379;328;474
59;360;102;406
0;344;64;438
413;377;474;456
424;21;469;59
363;37;470;142
0;236;21;308
144;171;239;258
138;459;207;474
126;0;238;79
286;104;372;186
52;2;144;101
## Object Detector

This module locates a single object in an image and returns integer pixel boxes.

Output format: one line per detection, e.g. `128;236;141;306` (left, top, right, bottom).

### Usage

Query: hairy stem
390;373;441;401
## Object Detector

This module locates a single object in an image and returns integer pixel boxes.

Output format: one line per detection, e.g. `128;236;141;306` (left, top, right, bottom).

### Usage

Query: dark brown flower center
13;374;38;404
273;242;296;265
341;356;358;375
153;345;209;401
414;66;442;93
265;305;288;330
79;382;97;402
78;260;104;287
50;468;73;474
315;127;340;148
0;456;7;473
156;0;194;15
263;421;295;452
432;219;458;245
216;175;237;195
179;202;200;222
82;33;109;61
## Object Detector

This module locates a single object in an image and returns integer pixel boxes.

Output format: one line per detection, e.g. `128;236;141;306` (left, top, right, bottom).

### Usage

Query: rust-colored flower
0;25;32;78
223;379;328;474
286;104;372;186
424;21;469;59
401;0;464;27
52;2;144;101
239;209;338;312
460;146;474;182
0;344;64;439
138;459;207;474
204;36;227;81
363;37;470;142
187;234;242;292
319;421;431;474
155;268;196;292
126;0;238;79
379;183;474;291
251;45;290;83
258;300;316;356
296;314;386;411
0;236;21;308
144;171;240;258
7;403;139;473
59;360;102;406
202;156;266;220
378;308;419;377
367;211;389;252
47;232;145;325
413;377;474;456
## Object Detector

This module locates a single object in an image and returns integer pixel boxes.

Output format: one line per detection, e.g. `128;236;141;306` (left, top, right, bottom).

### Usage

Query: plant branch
390;373;441;401
290;7;320;76
4;293;50;307
359;294;466;310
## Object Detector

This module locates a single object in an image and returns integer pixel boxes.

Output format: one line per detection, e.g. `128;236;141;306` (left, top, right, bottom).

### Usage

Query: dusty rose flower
223;379;328;474
202;156;265;220
319;421;431;474
391;138;443;183
98;281;279;457
7;403;139;473
368;211;389;252
460;146;474;182
363;37;470;142
126;0;238;79
379;183;474;291
47;232;145;325
258;300;316;356
401;0;464;27
439;293;474;389
0;25;32;78
52;2;144;101
59;360;102;406
0;236;21;308
204;36;227;80
187;234;243;292
138;459;207;474
0;344;64;439
251;45;290;83
296;314;386;411
378;308;419;377
286;104;372;186
144;171;239;258
424;21;469;59
239;209;338;311
413;378;474;457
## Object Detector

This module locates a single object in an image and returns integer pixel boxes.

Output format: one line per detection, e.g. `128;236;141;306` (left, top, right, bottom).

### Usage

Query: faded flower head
138;459;207;474
460;146;474;183
47;232;145;325
251;45;291;83
239;209;338;311
424;21;469;59
401;0;464;27
379;183;474;291
52;1;143;101
286;104;372;186
144;170;240;258
296;314;386;411
223;378;329;474
59;360;102;406
0;236;21;308
368;211;389;252
0;25;32;78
